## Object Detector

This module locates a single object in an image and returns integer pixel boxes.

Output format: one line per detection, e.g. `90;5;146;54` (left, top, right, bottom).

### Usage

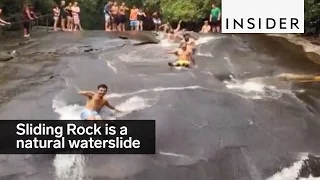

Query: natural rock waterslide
0;30;320;180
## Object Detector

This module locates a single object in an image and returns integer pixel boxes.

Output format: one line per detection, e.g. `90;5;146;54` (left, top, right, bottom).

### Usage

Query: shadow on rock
111;31;160;45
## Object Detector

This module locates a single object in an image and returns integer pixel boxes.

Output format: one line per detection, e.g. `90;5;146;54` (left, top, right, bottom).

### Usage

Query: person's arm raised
174;20;182;32
166;49;178;55
78;90;94;98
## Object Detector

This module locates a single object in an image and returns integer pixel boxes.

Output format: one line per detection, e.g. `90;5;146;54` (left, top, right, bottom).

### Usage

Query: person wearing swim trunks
181;34;196;65
104;1;112;31
129;6;139;30
79;84;121;120
166;42;193;68
118;2;129;31
110;2;119;31
209;2;221;33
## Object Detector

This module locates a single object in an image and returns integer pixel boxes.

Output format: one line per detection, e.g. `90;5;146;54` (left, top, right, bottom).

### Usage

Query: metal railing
0;13;52;38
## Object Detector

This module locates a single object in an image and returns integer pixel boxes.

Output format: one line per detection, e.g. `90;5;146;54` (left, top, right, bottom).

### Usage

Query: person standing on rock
71;2;81;31
52;4;60;31
152;11;161;31
137;8;146;31
209;2;221;33
59;0;67;31
104;1;113;31
65;2;73;31
129;6;139;31
22;3;36;38
0;6;11;26
110;2;119;31
118;2;129;31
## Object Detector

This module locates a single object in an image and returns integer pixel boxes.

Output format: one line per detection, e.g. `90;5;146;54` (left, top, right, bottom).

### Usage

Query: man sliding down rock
78;84;121;120
167;42;194;68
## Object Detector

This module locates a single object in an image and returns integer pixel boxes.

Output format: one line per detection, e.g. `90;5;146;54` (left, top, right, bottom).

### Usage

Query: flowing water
0;31;320;180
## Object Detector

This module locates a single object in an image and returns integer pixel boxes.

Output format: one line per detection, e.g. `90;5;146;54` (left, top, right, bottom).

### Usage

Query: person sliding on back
79;84;121;120
166;42;193;68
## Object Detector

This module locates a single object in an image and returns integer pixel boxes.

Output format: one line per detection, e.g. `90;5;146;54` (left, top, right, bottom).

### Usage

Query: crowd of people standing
53;0;83;32
0;1;221;38
103;1;162;31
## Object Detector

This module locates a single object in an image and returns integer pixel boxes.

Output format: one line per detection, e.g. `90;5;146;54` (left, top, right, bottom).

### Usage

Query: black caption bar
0;120;155;154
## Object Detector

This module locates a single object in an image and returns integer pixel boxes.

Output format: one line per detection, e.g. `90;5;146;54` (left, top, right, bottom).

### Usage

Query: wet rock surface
0;31;319;180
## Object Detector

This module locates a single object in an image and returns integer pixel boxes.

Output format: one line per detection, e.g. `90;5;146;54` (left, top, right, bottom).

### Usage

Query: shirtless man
167;42;193;68
181;34;196;65
110;2;119;31
200;20;211;33
118;2;129;31
79;84;121;120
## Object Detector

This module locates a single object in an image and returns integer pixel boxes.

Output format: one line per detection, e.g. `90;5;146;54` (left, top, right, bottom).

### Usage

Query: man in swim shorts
167;42;193;68
110;2;119;31
78;84;121;120
181;34;196;65
104;1;113;31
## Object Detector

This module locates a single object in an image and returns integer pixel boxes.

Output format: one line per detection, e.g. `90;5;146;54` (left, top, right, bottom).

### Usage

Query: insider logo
221;0;304;33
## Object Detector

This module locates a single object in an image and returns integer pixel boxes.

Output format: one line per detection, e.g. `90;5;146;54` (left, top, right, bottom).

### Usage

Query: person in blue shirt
104;1;113;31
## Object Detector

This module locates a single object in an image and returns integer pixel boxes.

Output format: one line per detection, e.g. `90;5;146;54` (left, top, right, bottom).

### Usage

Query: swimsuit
72;11;80;25
53;8;60;21
80;108;101;120
174;60;190;67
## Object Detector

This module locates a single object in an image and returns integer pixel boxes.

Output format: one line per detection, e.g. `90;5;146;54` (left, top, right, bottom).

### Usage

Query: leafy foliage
0;0;319;34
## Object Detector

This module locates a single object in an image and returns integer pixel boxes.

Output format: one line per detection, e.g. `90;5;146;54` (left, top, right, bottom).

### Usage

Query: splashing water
52;96;151;120
224;79;282;100
196;52;213;57
266;153;320;180
196;36;221;45
106;96;153;119
54;154;86;180
108;86;209;98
